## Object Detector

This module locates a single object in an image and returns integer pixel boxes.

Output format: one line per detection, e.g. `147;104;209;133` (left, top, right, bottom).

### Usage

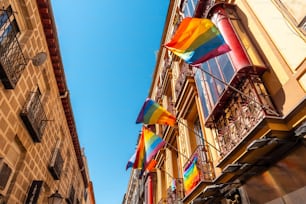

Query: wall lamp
48;190;63;204
31;52;47;67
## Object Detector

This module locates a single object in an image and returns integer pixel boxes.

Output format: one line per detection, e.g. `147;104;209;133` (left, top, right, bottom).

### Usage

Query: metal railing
20;92;47;142
167;178;184;203
213;76;279;158
175;63;194;99
0;8;27;89
182;145;215;195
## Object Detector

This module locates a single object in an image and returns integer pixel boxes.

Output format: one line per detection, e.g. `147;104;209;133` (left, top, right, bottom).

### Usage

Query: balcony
184;145;215;183
48;147;64;180
203;76;297;187
175;63;194;100
20;92;47;143
211;76;280;159
174;64;198;117
0;8;27;89
167;178;184;203
156;60;172;102
182;145;214;202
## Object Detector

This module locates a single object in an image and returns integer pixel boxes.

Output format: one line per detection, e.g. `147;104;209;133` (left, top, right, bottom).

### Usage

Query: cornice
36;0;88;188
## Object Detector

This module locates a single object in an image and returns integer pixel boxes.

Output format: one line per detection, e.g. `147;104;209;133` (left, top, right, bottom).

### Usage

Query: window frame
273;0;306;35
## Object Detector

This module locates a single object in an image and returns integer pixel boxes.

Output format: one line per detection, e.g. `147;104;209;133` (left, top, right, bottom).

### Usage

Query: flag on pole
143;127;165;162
165;17;230;65
125;133;146;170
136;98;176;126
126;127;165;174
145;159;157;172
183;156;200;194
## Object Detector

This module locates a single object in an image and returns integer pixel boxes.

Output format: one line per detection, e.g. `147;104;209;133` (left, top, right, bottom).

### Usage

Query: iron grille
48;147;64;180
174;63;194;99
214;76;279;158
20;91;47;143
167;178;184;203
0;7;26;89
182;145;215;195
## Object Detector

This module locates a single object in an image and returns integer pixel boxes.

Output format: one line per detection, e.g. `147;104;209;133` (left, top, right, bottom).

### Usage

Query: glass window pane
209;59;225;96
195;70;209;118
187;0;194;16
217;54;235;83
201;63;218;104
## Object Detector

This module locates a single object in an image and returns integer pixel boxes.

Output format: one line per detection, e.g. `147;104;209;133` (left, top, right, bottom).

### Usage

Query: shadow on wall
235;5;285;114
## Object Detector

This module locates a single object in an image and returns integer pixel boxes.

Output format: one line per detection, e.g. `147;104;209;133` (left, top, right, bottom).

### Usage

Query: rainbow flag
165;17;230;65
145;159;157;172
126;132;146;170
183;156;200;194
126;127;165;174
143;127;165;162
136;98;176;126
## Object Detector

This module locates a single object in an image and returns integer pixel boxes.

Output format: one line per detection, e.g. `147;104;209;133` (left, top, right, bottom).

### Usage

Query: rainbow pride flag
143;127;165;162
183;156;200;194
165;17;230;65
126;127;165;174
145;159;157;172
126;132;146;170
136;98;176;126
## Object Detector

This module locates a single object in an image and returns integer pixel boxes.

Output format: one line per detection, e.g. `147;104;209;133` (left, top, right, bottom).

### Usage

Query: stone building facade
0;0;94;203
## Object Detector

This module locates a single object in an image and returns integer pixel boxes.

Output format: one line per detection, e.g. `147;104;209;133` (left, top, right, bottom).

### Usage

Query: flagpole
193;66;279;116
176;119;221;153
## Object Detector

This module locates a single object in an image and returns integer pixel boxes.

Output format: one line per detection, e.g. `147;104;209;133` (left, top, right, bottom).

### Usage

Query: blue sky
51;1;169;203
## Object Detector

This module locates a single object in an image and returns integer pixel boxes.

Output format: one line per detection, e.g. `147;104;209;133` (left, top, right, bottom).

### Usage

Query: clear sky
50;1;169;203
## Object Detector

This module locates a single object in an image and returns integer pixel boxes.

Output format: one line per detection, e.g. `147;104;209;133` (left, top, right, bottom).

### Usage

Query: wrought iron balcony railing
20;91;47;143
182;145;215;195
213;76;279;158
175;63;194;99
156;59;172;102
48;147;64;180
0;8;27;89
167;178;184;204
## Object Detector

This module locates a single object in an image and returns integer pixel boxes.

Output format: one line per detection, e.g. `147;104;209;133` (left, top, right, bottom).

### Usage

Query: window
20;90;48;142
275;0;306;34
0;6;19;45
0;159;12;190
0;5;25;89
193;117;204;146
48;147;64;180
182;0;199;17
194;54;235;119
